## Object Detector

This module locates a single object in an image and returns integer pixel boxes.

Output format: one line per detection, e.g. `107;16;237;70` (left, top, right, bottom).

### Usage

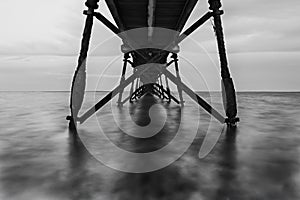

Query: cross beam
78;66;226;124
78;72;138;124
177;11;214;43
162;68;226;123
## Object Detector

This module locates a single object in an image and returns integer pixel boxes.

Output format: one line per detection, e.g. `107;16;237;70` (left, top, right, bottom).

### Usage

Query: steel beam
177;12;213;44
175;0;198;32
172;54;184;106
78;73;138;123
68;6;97;129
117;53;130;105
209;0;238;124
163;68;226;123
91;11;121;36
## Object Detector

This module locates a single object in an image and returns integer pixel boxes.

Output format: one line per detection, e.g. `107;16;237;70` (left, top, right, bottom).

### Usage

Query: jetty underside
67;0;239;129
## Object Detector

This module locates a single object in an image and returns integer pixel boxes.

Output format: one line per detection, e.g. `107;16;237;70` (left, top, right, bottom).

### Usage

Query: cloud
183;0;300;53
0;1;300;91
1;0;300;55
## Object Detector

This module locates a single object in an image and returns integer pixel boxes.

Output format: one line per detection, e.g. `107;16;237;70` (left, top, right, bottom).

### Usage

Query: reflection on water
0;92;300;200
214;128;239;200
112;164;198;200
115;94;181;153
110;94;198;200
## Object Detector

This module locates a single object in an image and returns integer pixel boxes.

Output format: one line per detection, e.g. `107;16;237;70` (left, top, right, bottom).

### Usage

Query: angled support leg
157;84;180;104
117;53;130;106
164;74;171;103
163;68;226;123
121;71;135;105
171;54;185;106
79;73;138;124
129;75;135;96
128;69;136;103
135;77;140;91
67;1;99;130
157;75;165;99
209;0;239;126
121;95;131;105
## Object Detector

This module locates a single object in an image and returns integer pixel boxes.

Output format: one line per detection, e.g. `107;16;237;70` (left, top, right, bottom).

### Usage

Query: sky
0;0;300;91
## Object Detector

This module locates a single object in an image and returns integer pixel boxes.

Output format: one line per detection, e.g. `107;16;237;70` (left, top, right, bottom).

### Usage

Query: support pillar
135;77;140;91
129;73;135;96
67;0;99;129
208;0;238;125
163;68;225;123
172;54;184;106
158;75;164;99
165;74;171;103
117;53;130;106
129;68;136;103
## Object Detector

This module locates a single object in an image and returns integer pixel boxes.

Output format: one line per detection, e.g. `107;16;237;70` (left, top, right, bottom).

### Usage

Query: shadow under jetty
109;95;199;200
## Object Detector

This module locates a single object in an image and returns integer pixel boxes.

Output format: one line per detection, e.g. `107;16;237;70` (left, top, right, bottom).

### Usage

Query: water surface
0;92;300;200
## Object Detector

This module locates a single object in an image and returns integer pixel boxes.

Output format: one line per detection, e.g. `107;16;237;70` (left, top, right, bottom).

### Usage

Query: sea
0;91;300;200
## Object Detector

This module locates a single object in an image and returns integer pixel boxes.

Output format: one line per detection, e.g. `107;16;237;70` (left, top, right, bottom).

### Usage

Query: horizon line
0;90;300;93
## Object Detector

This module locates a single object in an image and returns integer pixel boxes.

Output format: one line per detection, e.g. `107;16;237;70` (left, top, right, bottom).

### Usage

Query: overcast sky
0;0;300;91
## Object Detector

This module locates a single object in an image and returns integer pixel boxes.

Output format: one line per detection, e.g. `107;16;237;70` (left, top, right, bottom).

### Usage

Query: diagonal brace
154;84;180;104
78;73;138;124
84;11;122;36
162;68;226;123
177;11;215;44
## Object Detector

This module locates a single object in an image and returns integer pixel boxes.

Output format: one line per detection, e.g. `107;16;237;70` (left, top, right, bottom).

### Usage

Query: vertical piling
208;0;238;125
171;54;184;106
164;75;171;103
117;53;130;106
68;0;99;129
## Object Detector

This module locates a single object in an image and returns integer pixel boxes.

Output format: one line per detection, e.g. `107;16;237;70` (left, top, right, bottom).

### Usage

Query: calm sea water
0;92;300;200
